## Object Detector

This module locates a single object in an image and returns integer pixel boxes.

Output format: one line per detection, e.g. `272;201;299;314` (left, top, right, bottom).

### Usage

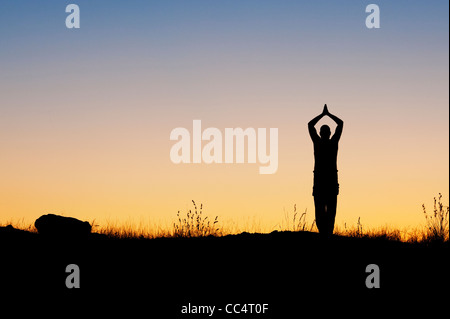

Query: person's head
320;125;331;140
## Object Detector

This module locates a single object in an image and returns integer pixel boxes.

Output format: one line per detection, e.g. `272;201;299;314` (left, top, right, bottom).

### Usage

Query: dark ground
1;226;448;317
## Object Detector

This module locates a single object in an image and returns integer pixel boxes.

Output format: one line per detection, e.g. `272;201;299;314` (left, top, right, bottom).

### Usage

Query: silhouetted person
308;104;343;237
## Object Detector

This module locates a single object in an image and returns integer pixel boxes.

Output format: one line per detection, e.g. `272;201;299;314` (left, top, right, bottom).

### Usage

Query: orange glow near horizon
1;93;448;232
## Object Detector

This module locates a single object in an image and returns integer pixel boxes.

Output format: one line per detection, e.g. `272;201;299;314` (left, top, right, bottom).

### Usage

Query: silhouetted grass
278;204;316;232
422;193;449;243
335;222;403;242
0;217;37;233
2;195;448;243
95;219;165;239
173;200;221;237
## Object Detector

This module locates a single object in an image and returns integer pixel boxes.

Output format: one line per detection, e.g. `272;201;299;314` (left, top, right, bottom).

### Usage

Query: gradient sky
1;0;448;231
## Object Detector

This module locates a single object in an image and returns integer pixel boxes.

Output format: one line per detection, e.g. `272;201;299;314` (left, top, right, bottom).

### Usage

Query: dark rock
35;214;91;237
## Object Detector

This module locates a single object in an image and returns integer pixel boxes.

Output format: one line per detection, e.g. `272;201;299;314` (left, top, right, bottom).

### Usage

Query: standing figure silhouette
308;104;343;237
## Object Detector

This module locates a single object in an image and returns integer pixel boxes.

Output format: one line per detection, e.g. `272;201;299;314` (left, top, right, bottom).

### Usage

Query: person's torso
313;139;338;172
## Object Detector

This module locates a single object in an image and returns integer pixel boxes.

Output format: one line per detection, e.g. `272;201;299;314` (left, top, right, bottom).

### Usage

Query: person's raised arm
308;109;325;142
324;106;343;141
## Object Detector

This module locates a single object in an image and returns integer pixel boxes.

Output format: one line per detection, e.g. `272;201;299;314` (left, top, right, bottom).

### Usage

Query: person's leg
314;196;326;234
324;195;337;236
